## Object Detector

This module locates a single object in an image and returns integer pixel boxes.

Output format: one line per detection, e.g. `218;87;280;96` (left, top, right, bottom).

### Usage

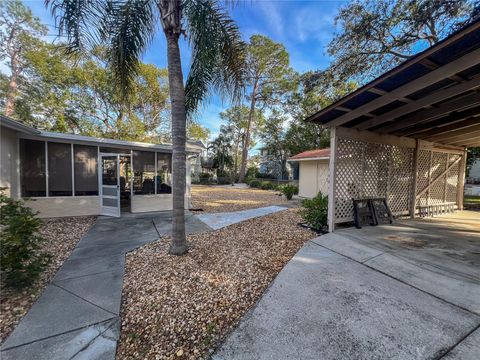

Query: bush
299;192;328;231
260;181;273;190
249;179;261;188
0;190;50;288
257;172;274;179
199;172;210;180
280;184;298;200
246;167;259;179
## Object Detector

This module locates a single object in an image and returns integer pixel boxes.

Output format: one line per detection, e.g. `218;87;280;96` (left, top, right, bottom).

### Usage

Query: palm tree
47;0;245;255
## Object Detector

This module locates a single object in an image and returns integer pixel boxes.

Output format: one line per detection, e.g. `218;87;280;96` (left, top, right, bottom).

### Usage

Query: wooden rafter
377;91;480;134
327;48;480;127
425;124;480;142
402;113;480;138
356;76;480;131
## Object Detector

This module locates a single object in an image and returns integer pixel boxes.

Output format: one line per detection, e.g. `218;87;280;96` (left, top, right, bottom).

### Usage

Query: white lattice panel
389;147;414;214
334;137;413;223
332;133;464;224
416;150;430;206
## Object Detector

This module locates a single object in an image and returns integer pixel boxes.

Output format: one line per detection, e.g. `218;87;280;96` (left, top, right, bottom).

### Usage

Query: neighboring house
259;147;291;180
288;148;330;198
0;115;201;218
188;140;207;181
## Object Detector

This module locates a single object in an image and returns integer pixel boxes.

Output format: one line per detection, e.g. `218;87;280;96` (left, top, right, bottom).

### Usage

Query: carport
305;19;480;232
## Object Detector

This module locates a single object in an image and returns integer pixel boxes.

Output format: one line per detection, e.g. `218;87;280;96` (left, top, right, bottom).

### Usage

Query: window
48;142;72;196
74;145;98;195
156;153;172;194
20;139;46;197
133;151;155;194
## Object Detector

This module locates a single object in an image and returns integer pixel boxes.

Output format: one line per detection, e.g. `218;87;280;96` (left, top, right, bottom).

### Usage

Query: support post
410;139;420;218
457;148;467;210
327;127;337;232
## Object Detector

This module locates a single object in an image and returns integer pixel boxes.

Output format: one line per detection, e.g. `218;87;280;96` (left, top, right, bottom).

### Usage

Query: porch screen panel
133;151;155;194
74;145;98;195
156;153;172;194
48;142;72;196
20;139;46;197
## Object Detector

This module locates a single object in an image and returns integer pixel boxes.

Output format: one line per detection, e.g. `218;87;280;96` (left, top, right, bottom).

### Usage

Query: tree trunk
5;56;19;116
238;87;257;182
233;137;240;176
166;33;188;255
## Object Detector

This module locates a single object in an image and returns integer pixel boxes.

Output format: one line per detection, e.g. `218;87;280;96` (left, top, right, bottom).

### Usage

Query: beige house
288;148;330;198
0;115;202;218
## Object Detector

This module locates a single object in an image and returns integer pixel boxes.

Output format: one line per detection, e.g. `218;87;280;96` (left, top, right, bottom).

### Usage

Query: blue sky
25;0;346;140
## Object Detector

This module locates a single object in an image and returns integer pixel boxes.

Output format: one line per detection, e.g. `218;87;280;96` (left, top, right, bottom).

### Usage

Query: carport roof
306;19;480;148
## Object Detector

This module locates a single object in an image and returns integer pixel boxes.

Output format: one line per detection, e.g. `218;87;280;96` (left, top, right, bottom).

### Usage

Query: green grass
464;195;480;204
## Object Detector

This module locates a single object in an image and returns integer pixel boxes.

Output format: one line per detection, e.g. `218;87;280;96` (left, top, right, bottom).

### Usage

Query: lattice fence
334;137;413;223
333;136;463;224
415;151;461;209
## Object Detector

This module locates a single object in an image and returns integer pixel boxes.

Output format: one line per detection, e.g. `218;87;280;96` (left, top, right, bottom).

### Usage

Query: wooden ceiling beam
430;129;480;145
374;91;480;134
397;107;480;136
419;58;466;82
456;138;480;147
327;48;480;127
356;76;480;131
412;117;480;139
424;124;480;142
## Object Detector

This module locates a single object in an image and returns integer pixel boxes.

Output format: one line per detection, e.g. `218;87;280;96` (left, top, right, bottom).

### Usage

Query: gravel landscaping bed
0;216;96;343
191;185;290;213
117;209;316;359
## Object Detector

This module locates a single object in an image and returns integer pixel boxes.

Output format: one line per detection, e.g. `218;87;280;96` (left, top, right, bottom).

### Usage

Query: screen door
99;154;120;217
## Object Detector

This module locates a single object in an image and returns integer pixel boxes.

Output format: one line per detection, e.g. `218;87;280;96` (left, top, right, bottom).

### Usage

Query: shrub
281;184;298;200
246;167;259;179
199;172;210;180
249;179;261;188
0;190;50;288
260;181;273;190
257;172;274;179
299;192;328;231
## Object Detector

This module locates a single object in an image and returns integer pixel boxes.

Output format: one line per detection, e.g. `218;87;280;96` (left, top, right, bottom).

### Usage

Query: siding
298;160;329;198
0;127;19;198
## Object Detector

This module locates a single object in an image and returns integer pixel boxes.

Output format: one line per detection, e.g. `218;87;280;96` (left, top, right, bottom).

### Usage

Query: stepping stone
0;319;119;360
54;269;124;315
2;286;116;350
54;254;125;282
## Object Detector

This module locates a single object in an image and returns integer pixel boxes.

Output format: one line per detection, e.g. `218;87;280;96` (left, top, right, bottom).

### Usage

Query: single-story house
0;115;202;218
302;19;480;231
288;148;330;198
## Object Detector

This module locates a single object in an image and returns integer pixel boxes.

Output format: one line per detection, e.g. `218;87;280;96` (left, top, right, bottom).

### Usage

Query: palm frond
102;0;158;99
184;0;246;115
46;0;105;53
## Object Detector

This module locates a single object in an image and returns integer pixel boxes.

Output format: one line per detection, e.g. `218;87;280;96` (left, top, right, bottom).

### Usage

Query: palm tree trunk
166;33;188;255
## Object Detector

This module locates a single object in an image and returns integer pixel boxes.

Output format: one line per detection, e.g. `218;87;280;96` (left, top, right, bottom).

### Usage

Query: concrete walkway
214;239;480;360
196;205;287;230
0;212;211;360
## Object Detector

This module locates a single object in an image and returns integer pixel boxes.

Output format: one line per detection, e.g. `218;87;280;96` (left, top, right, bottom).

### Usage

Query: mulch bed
117;209;316;359
191;185;290;213
0;216;96;343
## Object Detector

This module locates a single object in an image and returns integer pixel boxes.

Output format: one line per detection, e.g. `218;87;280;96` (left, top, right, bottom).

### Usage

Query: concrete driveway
214;211;480;359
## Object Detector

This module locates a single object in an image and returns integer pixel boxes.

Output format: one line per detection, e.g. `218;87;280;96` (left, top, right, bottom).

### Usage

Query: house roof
289;148;330;161
0;115;202;153
0;114;41;135
305;19;480;148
